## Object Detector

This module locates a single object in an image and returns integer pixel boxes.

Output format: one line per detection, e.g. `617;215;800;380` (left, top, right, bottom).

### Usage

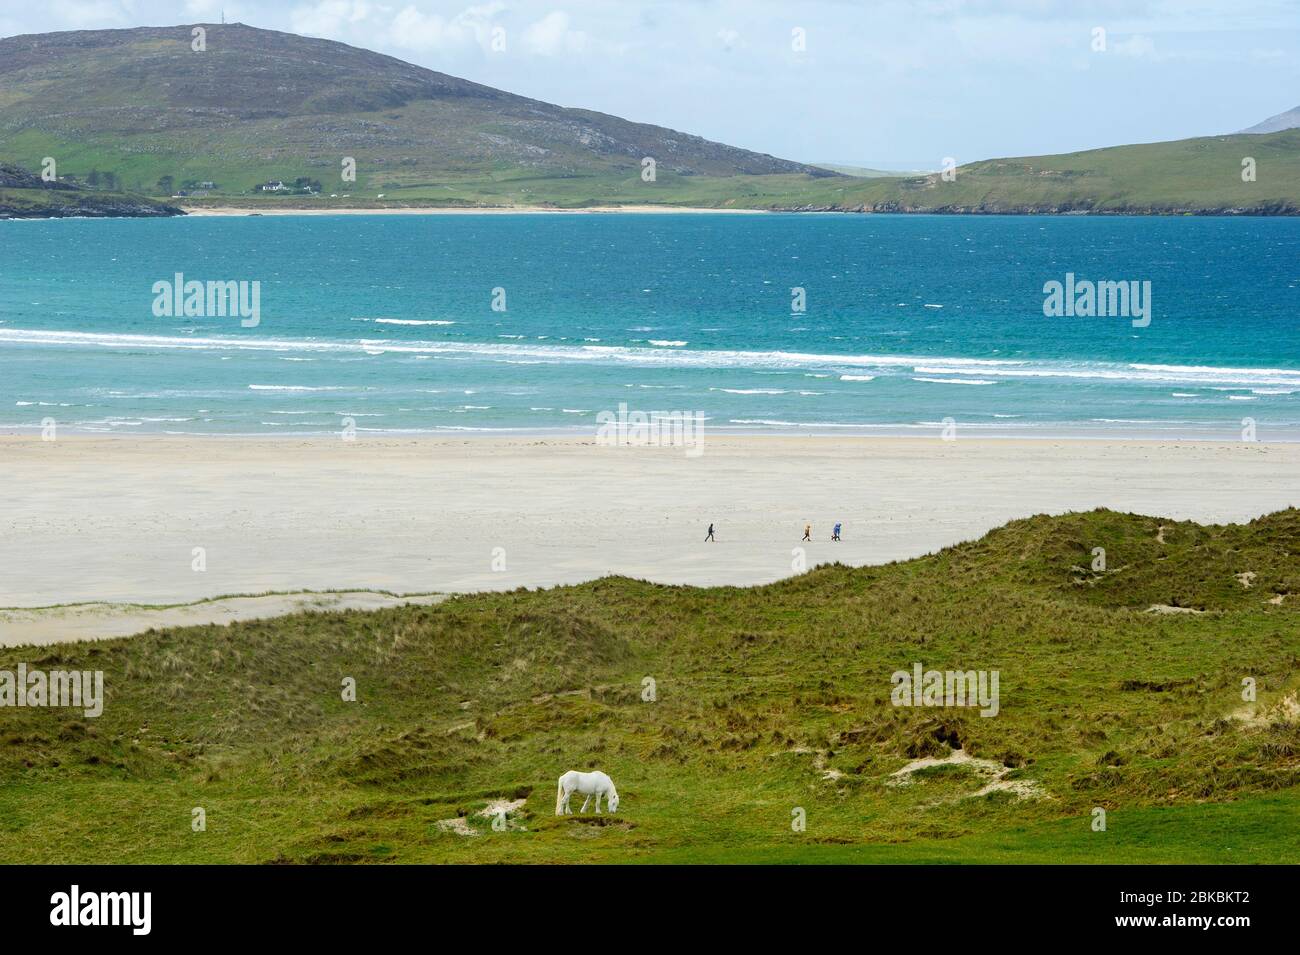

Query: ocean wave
914;363;1300;387
5;328;1298;390
728;419;856;427
248;384;346;391
725;419;987;430
373;319;455;326
913;376;996;386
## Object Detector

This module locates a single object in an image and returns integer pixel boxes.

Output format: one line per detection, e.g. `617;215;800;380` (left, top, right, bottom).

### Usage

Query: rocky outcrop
0;163;184;218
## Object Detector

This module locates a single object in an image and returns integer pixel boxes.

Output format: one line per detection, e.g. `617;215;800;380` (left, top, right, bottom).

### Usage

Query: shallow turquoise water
1;212;1297;438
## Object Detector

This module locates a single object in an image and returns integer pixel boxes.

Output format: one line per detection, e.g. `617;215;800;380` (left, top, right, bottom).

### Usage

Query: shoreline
3;427;1299;443
3;434;1297;643
178;204;769;216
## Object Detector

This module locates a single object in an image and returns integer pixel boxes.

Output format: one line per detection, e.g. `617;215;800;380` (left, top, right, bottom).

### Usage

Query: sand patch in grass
887;748;1047;802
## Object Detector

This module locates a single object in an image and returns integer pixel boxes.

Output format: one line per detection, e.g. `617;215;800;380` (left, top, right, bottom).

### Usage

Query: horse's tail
555;776;565;816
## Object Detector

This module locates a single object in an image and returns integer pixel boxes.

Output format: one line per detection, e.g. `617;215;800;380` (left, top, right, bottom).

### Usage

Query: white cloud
184;0;223;16
382;2;505;52
49;0;127;28
290;0;374;38
523;10;587;57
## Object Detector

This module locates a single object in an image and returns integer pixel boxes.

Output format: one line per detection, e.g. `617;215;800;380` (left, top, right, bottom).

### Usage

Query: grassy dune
1;509;1298;864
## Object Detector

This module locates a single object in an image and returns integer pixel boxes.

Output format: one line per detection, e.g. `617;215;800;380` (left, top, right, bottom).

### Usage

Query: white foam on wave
373;319;455;326
0;328;1026;377
248;384;346;392
914;362;1300;388
6;328;1298;390
729;419;855;427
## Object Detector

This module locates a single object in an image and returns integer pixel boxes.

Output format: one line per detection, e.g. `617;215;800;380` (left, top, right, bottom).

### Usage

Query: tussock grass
1;508;1297;863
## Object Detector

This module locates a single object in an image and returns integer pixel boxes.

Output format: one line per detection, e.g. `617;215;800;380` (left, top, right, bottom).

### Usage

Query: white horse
556;770;619;816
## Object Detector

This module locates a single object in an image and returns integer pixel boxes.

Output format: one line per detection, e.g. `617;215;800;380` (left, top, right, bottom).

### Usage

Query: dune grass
0;508;1297;864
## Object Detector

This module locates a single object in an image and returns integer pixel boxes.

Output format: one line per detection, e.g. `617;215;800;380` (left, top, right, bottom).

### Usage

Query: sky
2;0;1297;167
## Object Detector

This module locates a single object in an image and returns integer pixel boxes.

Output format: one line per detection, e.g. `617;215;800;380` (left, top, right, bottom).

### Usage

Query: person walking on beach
832;522;842;541
705;523;715;542
802;523;811;541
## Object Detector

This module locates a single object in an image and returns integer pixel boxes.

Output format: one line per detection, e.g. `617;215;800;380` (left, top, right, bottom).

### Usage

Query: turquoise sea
1;213;1297;438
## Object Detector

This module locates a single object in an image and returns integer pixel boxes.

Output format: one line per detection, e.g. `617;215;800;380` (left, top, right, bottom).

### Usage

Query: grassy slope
1;26;1295;214
74;128;1300;214
844;130;1300;214
1;508;1298;864
0;24;827;212
150;128;1300;213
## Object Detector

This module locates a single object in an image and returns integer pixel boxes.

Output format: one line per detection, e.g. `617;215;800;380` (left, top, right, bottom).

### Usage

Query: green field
15;128;1298;214
1;508;1297;864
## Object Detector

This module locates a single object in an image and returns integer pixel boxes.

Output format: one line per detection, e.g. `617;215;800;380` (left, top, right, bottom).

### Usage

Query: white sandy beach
179;204;766;216
2;434;1297;645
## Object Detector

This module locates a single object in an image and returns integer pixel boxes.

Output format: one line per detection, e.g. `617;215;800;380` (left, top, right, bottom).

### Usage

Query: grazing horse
556;770;620;816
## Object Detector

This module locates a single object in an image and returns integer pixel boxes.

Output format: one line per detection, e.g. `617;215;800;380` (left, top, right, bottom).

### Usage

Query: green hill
2;508;1297;864
0;22;834;209
840;130;1300;215
0;23;1295;215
